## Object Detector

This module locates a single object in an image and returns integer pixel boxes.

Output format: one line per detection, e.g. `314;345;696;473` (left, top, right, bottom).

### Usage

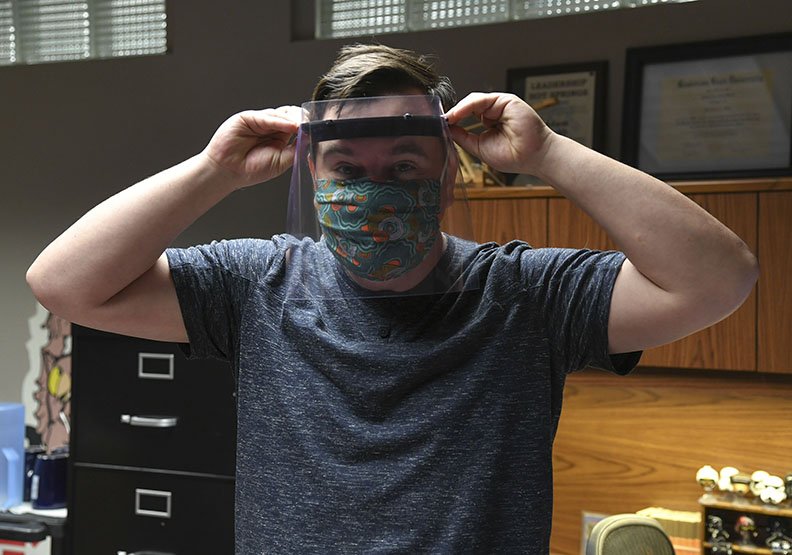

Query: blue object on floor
0;403;24;510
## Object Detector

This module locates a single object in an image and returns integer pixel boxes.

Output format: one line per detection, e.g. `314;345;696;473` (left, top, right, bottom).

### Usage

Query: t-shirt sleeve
523;248;641;376
165;238;277;361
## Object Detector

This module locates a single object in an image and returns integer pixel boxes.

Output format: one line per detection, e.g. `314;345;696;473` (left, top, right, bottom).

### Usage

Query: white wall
2;0;790;401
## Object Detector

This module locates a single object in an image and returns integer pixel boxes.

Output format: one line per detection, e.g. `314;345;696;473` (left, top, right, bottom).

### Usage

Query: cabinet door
72;328;237;475
640;193;757;371
548;194;757;371
548;198;617;251
758;191;792;373
71;465;234;555
445;198;548;246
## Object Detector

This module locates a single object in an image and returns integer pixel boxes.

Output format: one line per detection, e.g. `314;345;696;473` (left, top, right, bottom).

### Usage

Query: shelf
703;541;772;554
455;176;792;200
700;495;792;518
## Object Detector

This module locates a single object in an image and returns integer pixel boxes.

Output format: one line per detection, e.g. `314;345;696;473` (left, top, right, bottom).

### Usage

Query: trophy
697;465;719;500
731;473;752;501
767;521;792;555
735;515;758;546
707;515;733;555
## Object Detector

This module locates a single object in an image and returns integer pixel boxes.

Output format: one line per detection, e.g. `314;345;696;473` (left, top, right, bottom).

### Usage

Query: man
27;44;758;553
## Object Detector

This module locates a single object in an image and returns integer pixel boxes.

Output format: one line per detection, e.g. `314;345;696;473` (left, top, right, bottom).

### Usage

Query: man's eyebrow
390;140;430;158
320;144;355;157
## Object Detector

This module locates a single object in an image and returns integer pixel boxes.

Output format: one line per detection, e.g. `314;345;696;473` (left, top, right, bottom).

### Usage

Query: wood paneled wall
758;192;792;373
445;181;792;554
550;368;792;555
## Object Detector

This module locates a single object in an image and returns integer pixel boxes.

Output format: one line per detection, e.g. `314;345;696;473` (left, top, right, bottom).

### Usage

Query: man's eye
394;162;417;174
335;164;359;177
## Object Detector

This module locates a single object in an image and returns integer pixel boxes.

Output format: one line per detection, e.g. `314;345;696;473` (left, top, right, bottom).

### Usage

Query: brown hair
312;44;456;110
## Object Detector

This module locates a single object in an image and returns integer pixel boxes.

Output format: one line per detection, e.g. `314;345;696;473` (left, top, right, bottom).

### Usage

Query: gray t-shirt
166;234;640;554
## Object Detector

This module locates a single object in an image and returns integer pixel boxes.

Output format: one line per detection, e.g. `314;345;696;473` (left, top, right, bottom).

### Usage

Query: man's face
314;134;447;183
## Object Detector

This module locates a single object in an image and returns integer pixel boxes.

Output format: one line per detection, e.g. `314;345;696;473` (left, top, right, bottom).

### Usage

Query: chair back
586;514;676;555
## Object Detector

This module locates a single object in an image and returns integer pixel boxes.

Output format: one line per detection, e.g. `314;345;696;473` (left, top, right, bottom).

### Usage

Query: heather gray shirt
166;235;640;554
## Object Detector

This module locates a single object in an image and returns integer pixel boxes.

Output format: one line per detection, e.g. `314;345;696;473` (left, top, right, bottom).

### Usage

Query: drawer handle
118;552;176;555
138;352;175;380
135;488;172;518
120;415;178;428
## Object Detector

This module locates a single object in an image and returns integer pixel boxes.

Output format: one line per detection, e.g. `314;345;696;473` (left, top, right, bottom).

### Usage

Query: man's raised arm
445;93;759;354
26;107;301;342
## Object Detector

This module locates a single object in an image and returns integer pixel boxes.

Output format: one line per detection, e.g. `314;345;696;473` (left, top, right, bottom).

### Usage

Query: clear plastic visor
286;95;476;299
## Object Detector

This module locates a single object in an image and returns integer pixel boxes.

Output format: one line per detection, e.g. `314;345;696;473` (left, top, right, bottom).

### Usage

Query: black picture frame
507;61;608;154
621;32;792;181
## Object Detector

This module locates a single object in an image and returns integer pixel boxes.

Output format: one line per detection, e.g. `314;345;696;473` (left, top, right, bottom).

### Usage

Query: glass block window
0;0;15;65
409;1;510;31
514;0;695;19
93;0;167;59
316;0;697;38
2;0;166;66
513;0;625;20
16;0;91;64
317;0;407;39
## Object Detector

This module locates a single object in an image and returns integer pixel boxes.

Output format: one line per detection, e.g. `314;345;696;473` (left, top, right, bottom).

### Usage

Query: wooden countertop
456;176;792;200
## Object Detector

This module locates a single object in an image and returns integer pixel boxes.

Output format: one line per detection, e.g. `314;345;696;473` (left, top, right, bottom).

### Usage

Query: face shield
285;95;477;300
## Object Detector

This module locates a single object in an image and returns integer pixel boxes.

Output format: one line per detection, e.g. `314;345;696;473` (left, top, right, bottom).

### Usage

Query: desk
0;504;67;555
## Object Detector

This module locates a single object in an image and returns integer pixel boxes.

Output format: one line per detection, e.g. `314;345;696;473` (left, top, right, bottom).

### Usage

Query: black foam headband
302;115;445;143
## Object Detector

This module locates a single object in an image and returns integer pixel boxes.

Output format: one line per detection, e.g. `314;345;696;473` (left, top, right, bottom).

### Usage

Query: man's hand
444;92;555;176
447;92;758;356
201;105;302;189
28;105;303;342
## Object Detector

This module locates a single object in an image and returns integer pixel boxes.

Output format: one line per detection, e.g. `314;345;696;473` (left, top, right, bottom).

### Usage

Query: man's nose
367;165;392;183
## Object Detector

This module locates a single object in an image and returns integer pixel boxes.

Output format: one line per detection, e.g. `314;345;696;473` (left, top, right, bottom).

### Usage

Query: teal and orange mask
315;177;442;281
286;94;478;296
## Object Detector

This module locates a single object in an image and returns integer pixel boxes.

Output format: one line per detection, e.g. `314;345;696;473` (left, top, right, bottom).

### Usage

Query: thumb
449;125;482;160
275;142;297;175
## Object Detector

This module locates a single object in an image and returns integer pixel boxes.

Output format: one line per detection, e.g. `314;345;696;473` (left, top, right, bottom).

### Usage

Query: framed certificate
622;33;792;180
507;61;608;152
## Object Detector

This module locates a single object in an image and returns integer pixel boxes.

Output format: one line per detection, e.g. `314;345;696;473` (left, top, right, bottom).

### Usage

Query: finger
241;109;300;136
275;142;298;174
273;105;305;125
448;125;481;160
444;92;502;125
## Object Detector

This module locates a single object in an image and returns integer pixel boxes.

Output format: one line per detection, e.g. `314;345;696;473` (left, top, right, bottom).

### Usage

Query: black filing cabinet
69;325;237;554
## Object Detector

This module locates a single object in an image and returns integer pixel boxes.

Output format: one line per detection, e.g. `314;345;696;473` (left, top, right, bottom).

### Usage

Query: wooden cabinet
444;197;548;246
758;191;792;374
70;325;236;554
453;180;791;373
545;194;757;370
640;193;757;371
547;198;617;251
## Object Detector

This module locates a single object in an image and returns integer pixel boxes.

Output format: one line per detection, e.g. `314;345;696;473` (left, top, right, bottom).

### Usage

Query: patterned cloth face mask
315;177;443;281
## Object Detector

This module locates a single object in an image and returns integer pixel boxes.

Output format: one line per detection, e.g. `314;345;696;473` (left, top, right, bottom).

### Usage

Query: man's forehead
316;135;445;159
322;95;438;119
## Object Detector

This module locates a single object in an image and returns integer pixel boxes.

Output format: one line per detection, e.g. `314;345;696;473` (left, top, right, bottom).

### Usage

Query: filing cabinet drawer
72;327;237;476
71;465;234;554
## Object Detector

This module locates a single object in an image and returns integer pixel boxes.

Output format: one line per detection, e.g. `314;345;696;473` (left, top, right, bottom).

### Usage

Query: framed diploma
507;61;607;152
622;33;792;180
